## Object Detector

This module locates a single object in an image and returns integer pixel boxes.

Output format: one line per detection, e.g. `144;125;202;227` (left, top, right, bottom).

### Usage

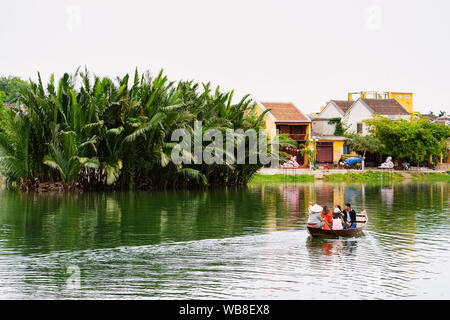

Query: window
396;94;402;99
343;145;350;154
357;123;363;133
276;125;306;135
277;125;290;134
292;126;306;134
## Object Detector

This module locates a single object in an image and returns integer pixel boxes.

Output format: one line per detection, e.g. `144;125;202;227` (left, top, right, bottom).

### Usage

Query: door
316;142;333;163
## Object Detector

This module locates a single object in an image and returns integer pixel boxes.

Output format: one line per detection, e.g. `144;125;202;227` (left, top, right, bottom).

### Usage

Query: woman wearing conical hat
307;203;325;229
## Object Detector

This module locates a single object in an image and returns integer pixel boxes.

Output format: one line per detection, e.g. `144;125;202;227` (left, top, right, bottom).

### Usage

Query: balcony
289;134;307;141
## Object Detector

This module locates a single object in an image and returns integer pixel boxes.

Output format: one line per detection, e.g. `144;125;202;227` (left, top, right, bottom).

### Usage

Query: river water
0;182;449;299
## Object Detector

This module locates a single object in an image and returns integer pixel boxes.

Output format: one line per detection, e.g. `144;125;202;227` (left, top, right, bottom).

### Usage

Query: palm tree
1;68;283;190
0;105;31;185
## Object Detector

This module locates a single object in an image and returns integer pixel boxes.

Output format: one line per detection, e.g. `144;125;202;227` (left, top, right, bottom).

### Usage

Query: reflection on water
0;182;449;299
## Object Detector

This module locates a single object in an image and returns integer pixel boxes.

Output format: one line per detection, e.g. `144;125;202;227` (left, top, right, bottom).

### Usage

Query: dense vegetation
0;69;278;191
365;116;450;165
345;116;450;166
0;76;28;104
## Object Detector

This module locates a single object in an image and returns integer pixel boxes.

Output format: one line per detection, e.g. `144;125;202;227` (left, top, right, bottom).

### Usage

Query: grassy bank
323;170;404;183
410;172;450;182
248;174;315;185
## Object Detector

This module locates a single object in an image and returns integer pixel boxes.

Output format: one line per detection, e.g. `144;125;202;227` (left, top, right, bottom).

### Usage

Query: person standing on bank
342;203;356;229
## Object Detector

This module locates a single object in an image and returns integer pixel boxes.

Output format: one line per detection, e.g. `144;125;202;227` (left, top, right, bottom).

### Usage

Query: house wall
343;100;410;135
312;119;336;136
317;140;345;163
319;102;344;118
342;100;373;135
333;141;345;163
255;103;277;139
384;114;411;121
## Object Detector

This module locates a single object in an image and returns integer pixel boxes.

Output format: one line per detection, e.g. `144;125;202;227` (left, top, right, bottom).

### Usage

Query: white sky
1;0;449;114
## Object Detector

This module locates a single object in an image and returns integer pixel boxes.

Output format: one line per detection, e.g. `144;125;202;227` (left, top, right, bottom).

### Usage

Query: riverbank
248;173;315;185
2;171;449;191
322;170;404;183
254;168;450;184
410;172;450;182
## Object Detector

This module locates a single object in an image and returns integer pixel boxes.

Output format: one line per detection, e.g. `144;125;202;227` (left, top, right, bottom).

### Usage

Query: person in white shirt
307;203;325;229
332;207;344;230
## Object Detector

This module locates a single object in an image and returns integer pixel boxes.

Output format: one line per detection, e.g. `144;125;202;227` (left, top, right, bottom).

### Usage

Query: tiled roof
260;102;310;122
330;100;353;113
361;99;410;115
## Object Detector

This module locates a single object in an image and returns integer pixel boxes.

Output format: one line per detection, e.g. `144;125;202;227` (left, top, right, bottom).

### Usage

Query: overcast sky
1;0;449;114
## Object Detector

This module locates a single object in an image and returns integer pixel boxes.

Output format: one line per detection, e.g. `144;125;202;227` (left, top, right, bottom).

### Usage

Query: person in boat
321;206;333;230
342;203;357;229
332;207;344;230
307;204;325;229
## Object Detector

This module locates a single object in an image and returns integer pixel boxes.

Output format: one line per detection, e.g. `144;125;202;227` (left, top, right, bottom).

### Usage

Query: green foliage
345;132;384;157
0;69;271;190
0;76;28;103
248;173;315;184
0;106;31;182
328;117;347;136
366;116;450;164
323;170;403;183
410;172;450;182
301;145;315;166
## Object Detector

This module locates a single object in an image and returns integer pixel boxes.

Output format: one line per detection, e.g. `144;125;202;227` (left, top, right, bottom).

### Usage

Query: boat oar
324;220;340;238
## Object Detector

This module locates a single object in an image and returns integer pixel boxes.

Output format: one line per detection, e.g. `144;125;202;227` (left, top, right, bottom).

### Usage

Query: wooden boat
307;210;368;238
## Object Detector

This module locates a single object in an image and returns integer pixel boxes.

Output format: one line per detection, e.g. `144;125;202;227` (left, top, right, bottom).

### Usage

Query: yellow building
255;102;312;165
348;91;414;114
310;115;347;164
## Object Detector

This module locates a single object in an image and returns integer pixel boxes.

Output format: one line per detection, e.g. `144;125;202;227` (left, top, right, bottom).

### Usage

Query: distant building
255;102;311;165
309;115;346;164
434;117;450;126
348;91;414;114
342;98;410;135
319;100;353;118
420;113;438;122
311;97;410;164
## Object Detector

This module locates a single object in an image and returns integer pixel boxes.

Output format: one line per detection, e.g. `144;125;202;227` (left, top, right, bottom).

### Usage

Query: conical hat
310;204;323;213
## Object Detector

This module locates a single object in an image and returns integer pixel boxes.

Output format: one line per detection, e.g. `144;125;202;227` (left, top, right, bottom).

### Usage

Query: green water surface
0;182;449;299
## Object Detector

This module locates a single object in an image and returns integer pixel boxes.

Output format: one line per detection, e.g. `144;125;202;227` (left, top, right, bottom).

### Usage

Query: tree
0;104;31;183
0;76;28;103
0;68;278;190
365;116;450;166
345;133;384;170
